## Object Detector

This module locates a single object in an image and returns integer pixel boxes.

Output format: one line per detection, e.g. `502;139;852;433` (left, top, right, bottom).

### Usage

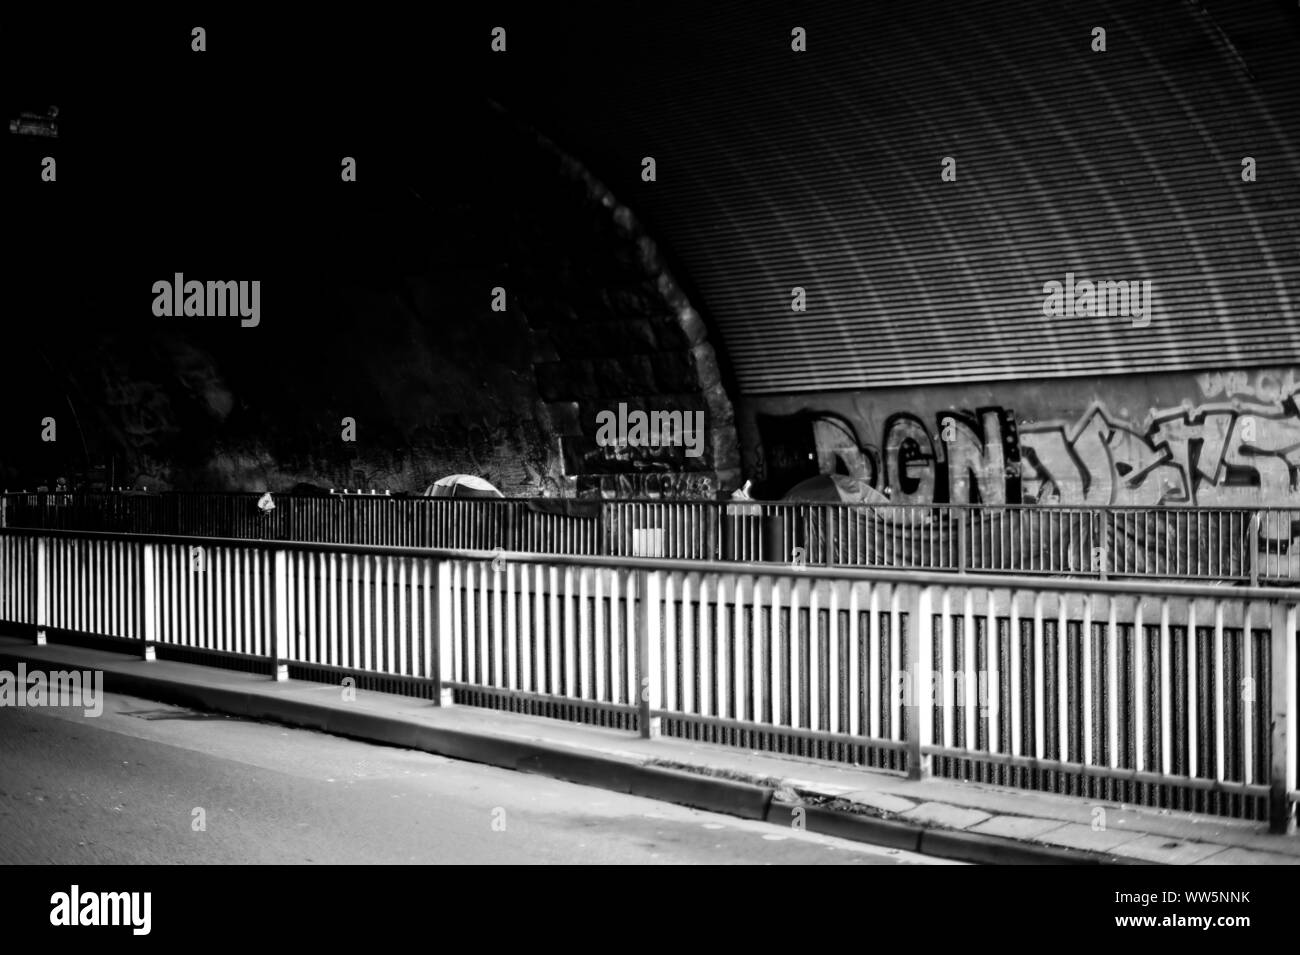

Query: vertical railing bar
1269;599;1297;833
1032;592;1045;760
1214;600;1226;782
906;584;933;779
1081;592;1093;766
1159;598;1172;777
1010;589;1022;758
1242;600;1255;786
637;568;662;738
940;589;953;748
734;574;748;725
987;587;1000;755
963;588;976;750
1057;594;1068;762
1187;598;1199;779
1134;598;1146;774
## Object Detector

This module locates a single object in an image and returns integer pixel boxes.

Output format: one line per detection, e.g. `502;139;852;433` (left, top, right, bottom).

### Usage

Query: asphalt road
0;691;954;865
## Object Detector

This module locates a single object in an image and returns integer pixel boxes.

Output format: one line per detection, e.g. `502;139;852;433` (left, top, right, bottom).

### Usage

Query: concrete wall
743;365;1300;508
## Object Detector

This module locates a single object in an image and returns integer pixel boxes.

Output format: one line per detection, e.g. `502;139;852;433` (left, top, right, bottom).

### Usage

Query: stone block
690;342;722;389
603;285;662;319
539;401;583;436
677;307;708;346
656;272;690;312
650;351;698;392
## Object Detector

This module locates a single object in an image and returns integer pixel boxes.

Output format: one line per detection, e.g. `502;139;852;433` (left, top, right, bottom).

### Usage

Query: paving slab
1034;823;1144;852
1111;834;1230;865
969;815;1067;840
834;789;917;814
900;801;992;830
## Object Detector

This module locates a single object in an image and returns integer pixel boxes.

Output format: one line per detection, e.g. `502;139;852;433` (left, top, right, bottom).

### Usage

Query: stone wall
1;101;739;499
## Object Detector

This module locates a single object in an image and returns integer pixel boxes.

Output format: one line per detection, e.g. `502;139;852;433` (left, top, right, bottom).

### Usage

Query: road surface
0;691;955;865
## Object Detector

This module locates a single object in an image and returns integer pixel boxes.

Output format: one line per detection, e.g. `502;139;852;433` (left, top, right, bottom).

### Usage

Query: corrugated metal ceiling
494;0;1300;393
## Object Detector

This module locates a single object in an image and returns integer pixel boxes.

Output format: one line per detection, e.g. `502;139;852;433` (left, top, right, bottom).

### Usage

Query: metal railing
1;525;1296;830
3;491;1297;583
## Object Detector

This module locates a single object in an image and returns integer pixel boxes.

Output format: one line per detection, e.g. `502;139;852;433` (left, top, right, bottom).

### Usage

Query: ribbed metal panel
497;0;1300;394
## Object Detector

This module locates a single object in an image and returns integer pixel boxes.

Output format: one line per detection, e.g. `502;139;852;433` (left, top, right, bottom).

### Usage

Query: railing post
1270;599;1297;834
636;568;661;739
140;542;157;661
957;506;968;573
270;548;290;681
1098;509;1110;581
434;559;454;706
1249;511;1262;587
34;536;48;645
904;584;933;780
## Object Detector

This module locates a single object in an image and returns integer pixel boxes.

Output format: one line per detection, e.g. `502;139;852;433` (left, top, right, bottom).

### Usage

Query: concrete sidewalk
3;634;1297;865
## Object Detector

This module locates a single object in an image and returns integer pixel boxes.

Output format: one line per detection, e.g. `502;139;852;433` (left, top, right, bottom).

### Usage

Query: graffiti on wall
883;407;1020;505
760;378;1300;509
557;434;715;499
1018;401;1300;506
575;472;716;498
760;406;1022;505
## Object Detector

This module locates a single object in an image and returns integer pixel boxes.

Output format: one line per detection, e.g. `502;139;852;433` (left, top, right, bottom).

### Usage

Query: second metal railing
2;492;1295;582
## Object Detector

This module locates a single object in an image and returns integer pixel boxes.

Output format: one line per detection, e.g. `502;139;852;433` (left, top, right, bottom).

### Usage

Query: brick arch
0;101;741;499
492;103;741;498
